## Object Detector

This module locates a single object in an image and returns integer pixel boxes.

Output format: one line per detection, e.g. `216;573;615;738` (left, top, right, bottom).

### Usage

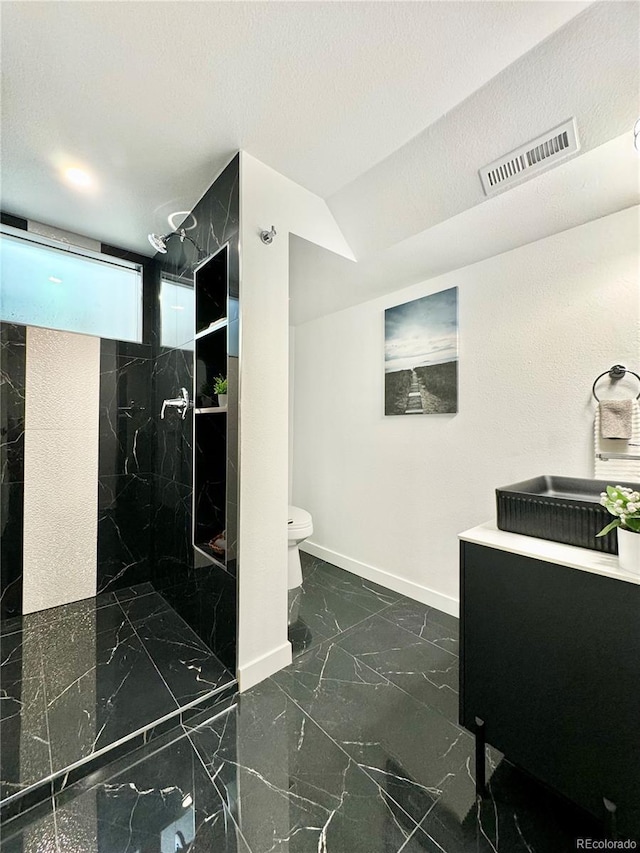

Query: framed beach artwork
384;287;458;415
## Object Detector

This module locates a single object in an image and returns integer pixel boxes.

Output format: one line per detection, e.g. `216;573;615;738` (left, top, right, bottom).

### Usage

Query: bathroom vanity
459;523;640;839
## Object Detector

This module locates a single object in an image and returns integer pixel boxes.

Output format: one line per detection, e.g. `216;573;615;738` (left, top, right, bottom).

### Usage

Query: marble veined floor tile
411;749;605;852
0;667;51;804
381;597;459;655
187;679;422;853
0;617;23;639
112;581;155;602
1;592;235;815
116;590;172;625
0;807;58;853
1;717;249;853
301;553;402;614
44;620;178;772
1;629;30;670
288;585;332;660
1;624;52;805
1;592;118;640
338;613;459;724
274;638;472;827
133;609;234;706
287;575;374;647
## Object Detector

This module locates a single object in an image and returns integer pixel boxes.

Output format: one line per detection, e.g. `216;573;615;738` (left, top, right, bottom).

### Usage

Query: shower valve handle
161;387;190;420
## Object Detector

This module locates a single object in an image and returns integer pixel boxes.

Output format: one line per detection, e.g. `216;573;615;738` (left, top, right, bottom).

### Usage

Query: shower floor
0;583;235;818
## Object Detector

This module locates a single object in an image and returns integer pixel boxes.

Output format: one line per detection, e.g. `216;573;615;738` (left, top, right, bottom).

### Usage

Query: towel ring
592;364;640;402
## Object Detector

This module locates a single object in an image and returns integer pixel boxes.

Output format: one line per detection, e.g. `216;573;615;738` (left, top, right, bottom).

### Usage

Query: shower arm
173;229;206;259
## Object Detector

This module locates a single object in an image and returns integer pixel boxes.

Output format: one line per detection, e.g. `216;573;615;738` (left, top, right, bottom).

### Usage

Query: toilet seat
288;505;313;540
287;505;313;588
288;505;311;530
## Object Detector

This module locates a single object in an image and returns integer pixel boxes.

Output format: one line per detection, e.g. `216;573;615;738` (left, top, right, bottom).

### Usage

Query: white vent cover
479;118;580;196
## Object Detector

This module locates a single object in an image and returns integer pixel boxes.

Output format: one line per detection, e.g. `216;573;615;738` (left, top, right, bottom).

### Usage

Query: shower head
147;228;204;259
148;232;169;253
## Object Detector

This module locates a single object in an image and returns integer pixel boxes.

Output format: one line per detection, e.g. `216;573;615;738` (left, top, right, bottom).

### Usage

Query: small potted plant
597;485;640;574
213;375;228;408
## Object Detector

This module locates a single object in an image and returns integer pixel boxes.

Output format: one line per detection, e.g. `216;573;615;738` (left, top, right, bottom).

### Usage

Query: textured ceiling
290;134;640;326
290;0;640;324
1;0;590;254
327;0;640;260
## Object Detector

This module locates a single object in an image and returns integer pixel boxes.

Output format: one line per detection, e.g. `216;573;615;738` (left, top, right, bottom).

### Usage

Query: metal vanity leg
474;716;486;797
603;798;617;840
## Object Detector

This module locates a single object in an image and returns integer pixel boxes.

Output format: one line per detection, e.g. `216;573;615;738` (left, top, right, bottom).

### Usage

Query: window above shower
0;228;143;342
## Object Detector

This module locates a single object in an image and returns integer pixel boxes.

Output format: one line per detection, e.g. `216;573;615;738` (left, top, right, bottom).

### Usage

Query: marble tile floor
2;555;606;852
0;583;235;815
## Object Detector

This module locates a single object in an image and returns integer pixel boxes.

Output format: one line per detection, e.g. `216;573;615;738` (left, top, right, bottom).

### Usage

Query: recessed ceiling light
48;276;63;284
64;166;93;188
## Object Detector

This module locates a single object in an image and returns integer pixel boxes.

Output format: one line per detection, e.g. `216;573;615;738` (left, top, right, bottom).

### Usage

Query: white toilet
287;505;313;589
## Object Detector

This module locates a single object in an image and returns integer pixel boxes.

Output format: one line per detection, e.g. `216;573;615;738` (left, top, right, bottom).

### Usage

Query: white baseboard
301;541;459;618
237;641;292;692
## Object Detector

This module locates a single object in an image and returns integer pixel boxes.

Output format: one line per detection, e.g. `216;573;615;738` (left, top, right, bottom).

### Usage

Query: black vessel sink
496;475;640;554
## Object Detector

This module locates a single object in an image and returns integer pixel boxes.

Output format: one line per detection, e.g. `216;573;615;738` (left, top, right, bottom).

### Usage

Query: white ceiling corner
326;1;640;260
2;0;592;256
3;0;636;328
290;134;640;326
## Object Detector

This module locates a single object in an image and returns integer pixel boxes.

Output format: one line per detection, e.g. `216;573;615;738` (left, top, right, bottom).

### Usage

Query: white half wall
22;327;100;613
237;151;353;691
292;206;640;612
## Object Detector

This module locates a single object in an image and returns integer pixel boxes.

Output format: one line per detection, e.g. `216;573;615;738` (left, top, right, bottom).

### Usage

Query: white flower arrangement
597;485;640;537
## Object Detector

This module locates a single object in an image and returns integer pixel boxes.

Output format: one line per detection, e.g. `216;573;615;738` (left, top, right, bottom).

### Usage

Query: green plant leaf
596;518;620;537
213;375;228;394
623;517;640;533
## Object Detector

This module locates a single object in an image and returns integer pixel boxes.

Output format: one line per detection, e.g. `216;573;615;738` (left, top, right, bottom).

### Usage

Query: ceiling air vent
479;118;580;196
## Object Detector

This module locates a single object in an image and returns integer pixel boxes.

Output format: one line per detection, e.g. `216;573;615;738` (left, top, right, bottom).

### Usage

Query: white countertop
459;522;640;586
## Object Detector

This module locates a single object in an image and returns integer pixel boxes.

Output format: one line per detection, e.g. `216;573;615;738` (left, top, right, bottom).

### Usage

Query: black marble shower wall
0;237;159;620
0;324;157;617
0;323;26;620
150;154;239;672
97;340;155;595
96;245;159;598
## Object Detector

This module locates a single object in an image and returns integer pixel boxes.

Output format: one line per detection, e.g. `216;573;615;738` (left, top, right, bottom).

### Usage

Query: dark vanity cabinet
193;244;238;573
460;538;640;839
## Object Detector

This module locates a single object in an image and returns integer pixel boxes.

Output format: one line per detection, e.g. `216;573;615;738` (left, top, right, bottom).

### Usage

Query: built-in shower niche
195;330;226;409
193;243;231;570
195;245;227;336
194;414;227;566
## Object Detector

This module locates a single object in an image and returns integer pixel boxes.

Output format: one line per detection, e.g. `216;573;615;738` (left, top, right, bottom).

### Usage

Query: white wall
292;207;640;614
288;326;295;502
237;152;353;690
23;327;100;612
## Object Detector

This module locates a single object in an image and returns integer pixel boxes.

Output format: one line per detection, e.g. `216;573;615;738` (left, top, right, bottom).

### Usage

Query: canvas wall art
384;287;458;415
